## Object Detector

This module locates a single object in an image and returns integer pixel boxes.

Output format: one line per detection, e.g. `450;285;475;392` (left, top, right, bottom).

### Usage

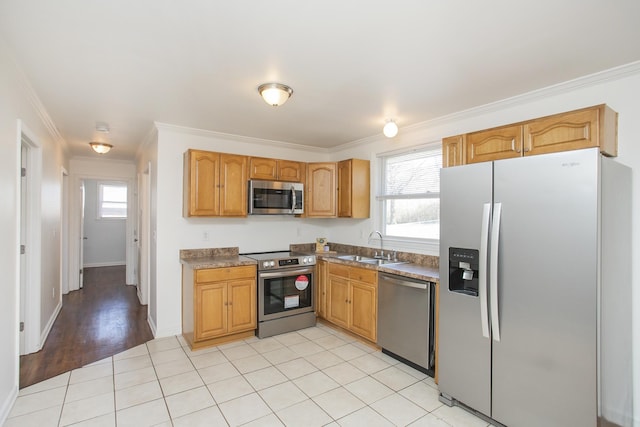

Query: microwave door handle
291;185;296;213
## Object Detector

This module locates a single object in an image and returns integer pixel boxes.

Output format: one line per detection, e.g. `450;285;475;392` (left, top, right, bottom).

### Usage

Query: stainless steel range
246;251;316;338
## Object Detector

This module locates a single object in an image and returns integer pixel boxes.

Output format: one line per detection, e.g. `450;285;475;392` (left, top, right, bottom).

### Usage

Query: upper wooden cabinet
442;104;618;167
442;135;465;168
466;124;523;164
249;157;305;182
306;162;337;217
183;149;248;217
337;159;370;218
523;106;617;156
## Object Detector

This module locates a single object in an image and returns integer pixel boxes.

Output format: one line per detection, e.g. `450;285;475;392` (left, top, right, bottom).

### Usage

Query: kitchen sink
360;258;407;266
337;254;373;262
336;254;406;266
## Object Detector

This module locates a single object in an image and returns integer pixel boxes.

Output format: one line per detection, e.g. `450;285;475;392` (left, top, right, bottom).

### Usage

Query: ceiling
1;1;639;161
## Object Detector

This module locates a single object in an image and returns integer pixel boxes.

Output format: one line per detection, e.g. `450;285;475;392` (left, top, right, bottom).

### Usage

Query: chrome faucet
368;230;384;259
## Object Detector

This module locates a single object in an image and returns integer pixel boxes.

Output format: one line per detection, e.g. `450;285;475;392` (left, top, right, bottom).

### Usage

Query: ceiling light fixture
258;83;293;106
89;142;113;154
383;119;399;138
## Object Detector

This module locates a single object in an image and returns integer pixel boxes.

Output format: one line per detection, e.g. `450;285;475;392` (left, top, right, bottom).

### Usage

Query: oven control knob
262;261;270;269
269;261;276;267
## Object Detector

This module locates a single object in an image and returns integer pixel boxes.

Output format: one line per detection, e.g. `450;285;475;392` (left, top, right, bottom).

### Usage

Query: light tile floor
7;324;492;427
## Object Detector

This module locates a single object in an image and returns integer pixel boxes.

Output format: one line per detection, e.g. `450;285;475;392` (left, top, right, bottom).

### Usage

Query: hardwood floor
19;265;154;389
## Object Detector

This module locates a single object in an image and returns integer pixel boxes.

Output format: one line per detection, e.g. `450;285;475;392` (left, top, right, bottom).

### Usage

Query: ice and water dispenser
448;247;479;296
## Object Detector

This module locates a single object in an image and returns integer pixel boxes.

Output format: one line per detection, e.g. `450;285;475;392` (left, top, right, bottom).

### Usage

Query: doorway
81;179;128;271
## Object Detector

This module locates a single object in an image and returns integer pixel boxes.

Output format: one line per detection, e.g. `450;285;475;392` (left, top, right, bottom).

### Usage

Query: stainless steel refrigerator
438;148;633;427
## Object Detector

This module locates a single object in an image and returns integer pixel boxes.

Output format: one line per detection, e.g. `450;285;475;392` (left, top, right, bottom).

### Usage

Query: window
97;182;127;219
378;144;442;241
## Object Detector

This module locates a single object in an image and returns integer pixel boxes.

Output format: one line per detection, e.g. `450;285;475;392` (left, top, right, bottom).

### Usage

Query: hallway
20;266;154;389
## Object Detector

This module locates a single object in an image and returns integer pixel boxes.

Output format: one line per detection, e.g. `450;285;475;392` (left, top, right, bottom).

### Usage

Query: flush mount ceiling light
383;119;399;138
89;142;113;154
258;83;293;106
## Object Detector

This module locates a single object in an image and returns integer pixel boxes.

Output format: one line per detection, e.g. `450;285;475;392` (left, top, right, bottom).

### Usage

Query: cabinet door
327;274;349;328
442;135;465;168
195;282;227;340
350;280;377;342
220;154;248;216
184;150;220;216
228;278;257;333
249;157;278;180
306;163;337;217
338;159;370;218
316;260;328;318
524;107;605;156
466;124;523;164
278;160;304;182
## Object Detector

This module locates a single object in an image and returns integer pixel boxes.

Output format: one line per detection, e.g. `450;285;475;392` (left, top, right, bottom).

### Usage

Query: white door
137;169;150;305
79;181;85;288
19;144;27;354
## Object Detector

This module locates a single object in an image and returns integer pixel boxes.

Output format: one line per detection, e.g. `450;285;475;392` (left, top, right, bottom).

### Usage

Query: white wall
0;37;67;423
82;179;127;267
148;63;640;425
151;124;332;337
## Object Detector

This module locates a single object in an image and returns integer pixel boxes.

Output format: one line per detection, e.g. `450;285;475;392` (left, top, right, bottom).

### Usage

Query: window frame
375;142;442;252
96;181;128;220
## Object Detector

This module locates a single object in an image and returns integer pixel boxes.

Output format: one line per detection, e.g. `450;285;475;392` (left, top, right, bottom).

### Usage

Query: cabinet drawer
196;265;256;283
328;263;350;278
349;267;377;284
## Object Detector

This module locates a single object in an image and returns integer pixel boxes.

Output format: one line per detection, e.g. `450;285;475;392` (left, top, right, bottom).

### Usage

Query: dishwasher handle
379;274;429;290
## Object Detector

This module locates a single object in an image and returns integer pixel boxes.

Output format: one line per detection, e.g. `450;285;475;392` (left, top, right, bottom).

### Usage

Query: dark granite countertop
179;245;439;283
316;252;439;283
180;247;257;270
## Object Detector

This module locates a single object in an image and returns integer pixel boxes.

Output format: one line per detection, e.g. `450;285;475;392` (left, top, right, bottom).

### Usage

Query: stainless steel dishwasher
377;272;435;376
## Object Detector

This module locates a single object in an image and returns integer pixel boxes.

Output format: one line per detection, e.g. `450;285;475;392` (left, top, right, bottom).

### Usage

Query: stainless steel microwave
248;180;304;215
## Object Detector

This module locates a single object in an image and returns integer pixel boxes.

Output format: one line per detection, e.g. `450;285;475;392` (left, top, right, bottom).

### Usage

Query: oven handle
258;268;315;279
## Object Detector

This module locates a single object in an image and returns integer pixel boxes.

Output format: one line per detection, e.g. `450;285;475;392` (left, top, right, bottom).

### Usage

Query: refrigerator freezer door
439;162;493;416
491;149;598;427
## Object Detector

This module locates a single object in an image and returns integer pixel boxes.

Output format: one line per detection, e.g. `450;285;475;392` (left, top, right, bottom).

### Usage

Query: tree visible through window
378;144;441;240
98;182;127;219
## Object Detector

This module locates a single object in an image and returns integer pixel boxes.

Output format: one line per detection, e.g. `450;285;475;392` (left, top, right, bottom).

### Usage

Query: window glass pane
102;185;127;203
385;198;440;239
384;150;441;195
379;144;441;241
98;183;127;218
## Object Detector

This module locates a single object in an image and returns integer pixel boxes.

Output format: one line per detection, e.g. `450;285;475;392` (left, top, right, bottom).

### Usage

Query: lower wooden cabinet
183;265;256;349
325;263;377;342
315;259;328;318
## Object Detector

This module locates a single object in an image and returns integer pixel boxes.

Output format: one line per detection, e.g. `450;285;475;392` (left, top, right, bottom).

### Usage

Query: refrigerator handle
479;203;491;339
490;202;502;342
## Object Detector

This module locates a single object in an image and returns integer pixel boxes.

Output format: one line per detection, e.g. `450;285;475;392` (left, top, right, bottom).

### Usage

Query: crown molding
403;60;640;135
13;55;68;153
154;121;328;153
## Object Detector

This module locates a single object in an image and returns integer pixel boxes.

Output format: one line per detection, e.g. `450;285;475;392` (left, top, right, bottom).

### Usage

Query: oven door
258;268;314;321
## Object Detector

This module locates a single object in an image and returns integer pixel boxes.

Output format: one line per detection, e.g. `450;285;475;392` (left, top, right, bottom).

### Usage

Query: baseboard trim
39;300;63;351
0;385;18;426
